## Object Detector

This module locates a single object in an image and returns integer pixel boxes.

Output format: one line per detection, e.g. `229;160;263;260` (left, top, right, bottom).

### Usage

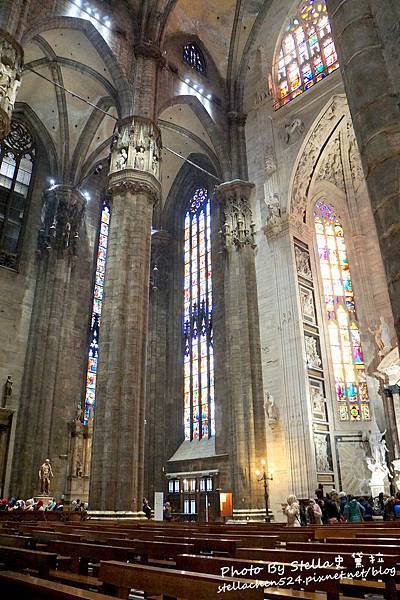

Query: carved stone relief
305;334;322;370
294;245;312;280
316;134;345;191
299;285;316;325
314;433;332;472
309;380;327;421
284;118;304;145
347;122;364;190
291;96;348;221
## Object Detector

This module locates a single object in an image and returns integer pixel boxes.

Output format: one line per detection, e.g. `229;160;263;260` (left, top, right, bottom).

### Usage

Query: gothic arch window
183;187;214;440
314;200;370;421
83;199;111;424
275;0;339;108
183;43;207;75
0;121;35;269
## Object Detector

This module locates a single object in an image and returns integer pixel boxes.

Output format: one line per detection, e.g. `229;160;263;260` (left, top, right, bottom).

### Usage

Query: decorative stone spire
0;29;23;140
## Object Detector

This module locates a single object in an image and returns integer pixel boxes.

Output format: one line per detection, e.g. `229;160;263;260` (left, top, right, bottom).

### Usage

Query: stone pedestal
215;180;266;511
0;407;13;498
89;117;161;511
0;29;22;139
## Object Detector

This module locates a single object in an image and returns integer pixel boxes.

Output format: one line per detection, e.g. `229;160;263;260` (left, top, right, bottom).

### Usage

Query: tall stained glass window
83;199;111;424
0;121;35;269
183;43;206;74
183;188;214;440
314;200;370;421
276;0;339;108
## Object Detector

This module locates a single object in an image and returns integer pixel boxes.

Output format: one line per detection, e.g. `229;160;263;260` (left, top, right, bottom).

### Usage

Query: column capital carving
109;116;161;198
227;111;247;126
215;179;256;249
108;171;161;206
134;42;164;64
37;185;85;257
0;28;23;139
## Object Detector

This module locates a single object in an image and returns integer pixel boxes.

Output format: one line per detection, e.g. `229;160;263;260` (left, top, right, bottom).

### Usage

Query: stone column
215;180;266;514
10;185;89;499
227;112;248;181
145;230;171;501
326;0;400;342
0;29;22;139
89;117;161;512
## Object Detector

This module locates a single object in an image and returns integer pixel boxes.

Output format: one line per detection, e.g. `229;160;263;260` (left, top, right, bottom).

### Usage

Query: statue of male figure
39;458;54;495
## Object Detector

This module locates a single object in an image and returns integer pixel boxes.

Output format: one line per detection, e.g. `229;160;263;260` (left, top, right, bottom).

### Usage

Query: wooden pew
236;544;399;600
0;545;58;577
153;533;279;549
99;560;265;599
47;540;137;574
0;532;32;548
0;571;115;599
99;538;195;563
176;553;343;600
286;541;400;557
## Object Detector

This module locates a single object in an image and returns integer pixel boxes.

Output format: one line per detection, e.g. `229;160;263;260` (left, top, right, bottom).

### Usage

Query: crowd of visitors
283;489;400;526
0;497;87;512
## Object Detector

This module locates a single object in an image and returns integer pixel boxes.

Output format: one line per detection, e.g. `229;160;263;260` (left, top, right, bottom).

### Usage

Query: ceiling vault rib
31;35;70;180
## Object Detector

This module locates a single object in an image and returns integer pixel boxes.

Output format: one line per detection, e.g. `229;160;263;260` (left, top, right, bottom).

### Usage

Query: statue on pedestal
39;458;54;495
2;375;13;407
366;458;390;497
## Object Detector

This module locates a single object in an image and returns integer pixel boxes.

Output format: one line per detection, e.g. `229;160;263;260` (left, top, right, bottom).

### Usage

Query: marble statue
75;403;84;422
3;375;13;405
39;458;54;495
264;391;279;427
134;146;145;170
305;335;322;369
363;429;388;466
115;147;127;170
264;193;281;227
366;457;390;497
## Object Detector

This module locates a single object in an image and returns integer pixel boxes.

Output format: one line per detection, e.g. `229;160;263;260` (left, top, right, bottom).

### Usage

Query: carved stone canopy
109;116;162;192
0;29;23;140
215;179;256;249
37;185;86;257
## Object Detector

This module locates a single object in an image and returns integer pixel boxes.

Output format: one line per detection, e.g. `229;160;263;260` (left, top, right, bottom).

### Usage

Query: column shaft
326;0;400;340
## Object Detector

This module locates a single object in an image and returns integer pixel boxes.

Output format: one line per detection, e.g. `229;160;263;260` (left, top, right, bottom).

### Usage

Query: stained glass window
183;43;206;74
275;0;339;108
0;121;35;269
83;199;111;424
314;200;370;422
183;188;214;441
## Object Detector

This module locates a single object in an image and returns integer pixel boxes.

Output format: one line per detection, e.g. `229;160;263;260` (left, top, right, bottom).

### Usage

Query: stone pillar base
228;508;274;523
87;511;147;521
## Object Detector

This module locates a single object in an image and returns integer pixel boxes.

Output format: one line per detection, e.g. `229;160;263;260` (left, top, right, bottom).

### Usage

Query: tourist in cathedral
343;495;364;523
142;498;152;519
282;495;301;527
163;501;172;521
393;492;400;519
358;497;373;521
305;498;322;525
322;491;341;524
338;491;348;516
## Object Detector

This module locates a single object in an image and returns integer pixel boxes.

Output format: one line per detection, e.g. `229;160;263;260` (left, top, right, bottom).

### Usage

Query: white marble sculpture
305;335;322;369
